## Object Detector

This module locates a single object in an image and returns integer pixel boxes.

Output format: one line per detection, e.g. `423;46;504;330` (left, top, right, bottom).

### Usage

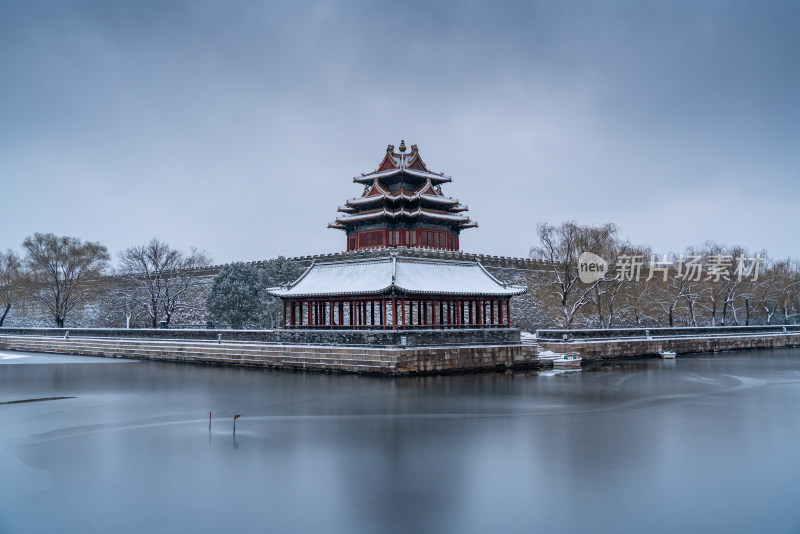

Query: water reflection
1;349;799;533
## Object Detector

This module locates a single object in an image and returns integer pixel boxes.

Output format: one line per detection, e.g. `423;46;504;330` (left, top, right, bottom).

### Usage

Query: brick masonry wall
0;327;521;347
537;325;800;340
2;247;547;331
0;335;540;375
539;333;800;360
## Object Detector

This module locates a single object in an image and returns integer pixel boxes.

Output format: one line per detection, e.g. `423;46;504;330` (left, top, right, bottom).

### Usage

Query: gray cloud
1;0;798;263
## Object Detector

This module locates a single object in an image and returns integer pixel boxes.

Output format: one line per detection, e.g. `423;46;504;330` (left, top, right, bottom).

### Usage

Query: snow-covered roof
332;207;475;224
345;191;460;206
354;167;452;184
267;256;526;298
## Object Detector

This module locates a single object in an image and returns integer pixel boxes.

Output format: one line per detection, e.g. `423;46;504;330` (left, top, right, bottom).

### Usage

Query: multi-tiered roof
329;141;477;251
268;142;525;331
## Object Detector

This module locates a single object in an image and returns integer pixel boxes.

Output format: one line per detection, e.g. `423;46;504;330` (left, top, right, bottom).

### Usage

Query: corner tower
328;141;477;251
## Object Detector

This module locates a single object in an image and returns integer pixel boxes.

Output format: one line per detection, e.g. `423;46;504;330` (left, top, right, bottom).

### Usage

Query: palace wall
0;326;521;346
3;247;551;331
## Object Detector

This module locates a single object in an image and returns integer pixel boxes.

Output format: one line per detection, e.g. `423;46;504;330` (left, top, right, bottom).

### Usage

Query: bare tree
108;286;144;329
530;221;618;328
625;278;657;327
590;242;652;329
21;233;109;327
759;259;800;324
118;238;211;327
0;250;22;326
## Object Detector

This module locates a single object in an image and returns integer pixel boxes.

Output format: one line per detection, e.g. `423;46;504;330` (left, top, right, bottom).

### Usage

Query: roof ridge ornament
398;140;406;153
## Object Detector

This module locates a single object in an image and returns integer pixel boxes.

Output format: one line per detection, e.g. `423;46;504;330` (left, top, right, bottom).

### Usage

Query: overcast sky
1;1;798;265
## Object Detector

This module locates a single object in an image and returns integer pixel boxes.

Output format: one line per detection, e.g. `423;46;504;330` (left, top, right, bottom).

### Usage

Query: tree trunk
0;303;10;327
744;298;751;326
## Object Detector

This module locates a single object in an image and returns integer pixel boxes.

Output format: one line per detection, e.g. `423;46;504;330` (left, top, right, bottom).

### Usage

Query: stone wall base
0;327;520;347
538;333;800;360
0;335;540;375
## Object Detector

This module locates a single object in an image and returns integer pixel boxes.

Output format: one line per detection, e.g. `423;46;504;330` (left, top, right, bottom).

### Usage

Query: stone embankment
536;326;800;360
0;327;519;347
0;334;540;375
3;326;798;375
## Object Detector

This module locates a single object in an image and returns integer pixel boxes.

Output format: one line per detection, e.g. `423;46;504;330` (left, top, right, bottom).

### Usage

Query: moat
2;349;800;533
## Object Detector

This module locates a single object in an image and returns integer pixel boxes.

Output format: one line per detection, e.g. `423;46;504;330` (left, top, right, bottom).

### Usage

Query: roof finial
398;140;406;153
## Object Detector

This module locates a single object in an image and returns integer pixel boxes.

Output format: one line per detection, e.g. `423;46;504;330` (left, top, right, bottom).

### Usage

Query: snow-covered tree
206;262;264;329
0;249;22;326
530;221;619;328
118;238;211;327
260;256;304;329
21;233;110;327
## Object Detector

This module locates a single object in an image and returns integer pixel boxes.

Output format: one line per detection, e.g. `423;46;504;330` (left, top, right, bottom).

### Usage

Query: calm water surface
1;348;800;534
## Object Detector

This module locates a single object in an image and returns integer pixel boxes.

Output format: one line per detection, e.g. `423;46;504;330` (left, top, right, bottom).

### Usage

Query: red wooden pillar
432;299;437;329
478;299;483;328
506;300;511;327
401;299;406;329
350;300;355;329
391;297;397;330
457;300;462;329
490;300;495;326
339;301;344;328
498;299;503;327
361;300;366;327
